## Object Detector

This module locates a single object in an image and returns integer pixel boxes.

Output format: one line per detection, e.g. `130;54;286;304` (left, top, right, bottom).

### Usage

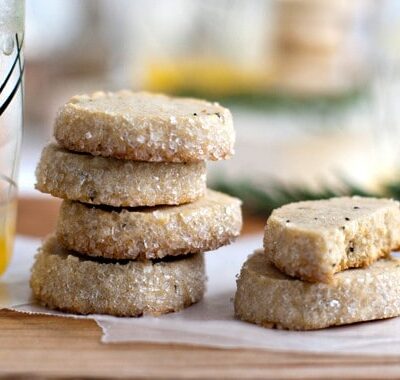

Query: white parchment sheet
3;235;400;355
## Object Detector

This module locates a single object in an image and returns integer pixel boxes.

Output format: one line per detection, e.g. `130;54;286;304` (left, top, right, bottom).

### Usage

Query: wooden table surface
2;197;399;379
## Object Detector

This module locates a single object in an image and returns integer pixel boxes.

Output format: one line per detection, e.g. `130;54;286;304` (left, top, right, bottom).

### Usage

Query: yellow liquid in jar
142;57;275;96
0;197;16;275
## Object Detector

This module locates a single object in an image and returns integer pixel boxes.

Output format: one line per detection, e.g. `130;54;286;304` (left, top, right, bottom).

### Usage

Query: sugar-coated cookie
264;197;400;283
36;143;206;207
56;190;242;260
235;249;400;330
54;91;234;162
30;236;205;316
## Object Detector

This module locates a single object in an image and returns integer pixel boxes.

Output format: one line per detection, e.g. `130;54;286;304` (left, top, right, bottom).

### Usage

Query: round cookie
54;91;234;162
30;236;205;316
35;143;206;207
56;190;242;260
235;250;400;330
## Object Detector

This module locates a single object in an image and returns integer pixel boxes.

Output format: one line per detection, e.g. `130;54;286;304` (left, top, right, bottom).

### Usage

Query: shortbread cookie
30;236;205;316
35;143;206;207
235;249;400;330
54;91;234;162
56;190;242;260
264;197;400;283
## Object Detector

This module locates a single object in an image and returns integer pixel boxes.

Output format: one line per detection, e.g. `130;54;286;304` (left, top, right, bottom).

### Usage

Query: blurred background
21;0;400;215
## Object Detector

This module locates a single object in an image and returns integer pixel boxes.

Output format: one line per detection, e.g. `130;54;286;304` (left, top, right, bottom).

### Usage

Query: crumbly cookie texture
56;190;242;260
30;236;206;317
264;197;400;283
54;91;234;162
35;143;206;207
235;249;400;330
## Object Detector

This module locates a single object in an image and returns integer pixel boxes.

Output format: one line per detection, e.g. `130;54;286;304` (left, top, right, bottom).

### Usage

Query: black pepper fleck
347;241;355;254
353;206;359;210
341;226;345;230
215;112;222;119
193;112;198;116
345;217;350;221
286;220;290;223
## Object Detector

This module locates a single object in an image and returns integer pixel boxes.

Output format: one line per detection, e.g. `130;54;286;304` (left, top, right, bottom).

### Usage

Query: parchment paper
4;235;400;355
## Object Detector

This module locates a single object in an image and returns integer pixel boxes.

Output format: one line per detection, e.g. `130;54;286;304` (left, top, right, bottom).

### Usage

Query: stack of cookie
273;1;363;96
235;197;400;330
31;91;242;316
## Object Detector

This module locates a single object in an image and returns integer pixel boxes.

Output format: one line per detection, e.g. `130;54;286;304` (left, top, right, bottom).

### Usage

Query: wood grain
2;197;399;379
2;310;400;380
17;196;61;237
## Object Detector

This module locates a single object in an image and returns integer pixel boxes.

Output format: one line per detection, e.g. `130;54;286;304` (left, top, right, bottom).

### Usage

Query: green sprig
211;178;384;216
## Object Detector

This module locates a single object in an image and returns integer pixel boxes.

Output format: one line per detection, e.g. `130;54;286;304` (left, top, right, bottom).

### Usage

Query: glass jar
0;0;24;274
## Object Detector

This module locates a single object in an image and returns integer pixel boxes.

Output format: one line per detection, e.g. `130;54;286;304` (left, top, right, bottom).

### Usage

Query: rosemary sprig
211;178;380;217
173;87;369;114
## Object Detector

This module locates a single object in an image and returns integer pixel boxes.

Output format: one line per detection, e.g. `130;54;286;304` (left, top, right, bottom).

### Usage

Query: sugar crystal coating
54;91;235;162
30;236;206;316
56;189;242;260
35;143;206;207
235;249;400;330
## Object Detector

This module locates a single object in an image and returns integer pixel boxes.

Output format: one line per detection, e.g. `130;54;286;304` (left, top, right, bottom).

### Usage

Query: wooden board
1;197;398;379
